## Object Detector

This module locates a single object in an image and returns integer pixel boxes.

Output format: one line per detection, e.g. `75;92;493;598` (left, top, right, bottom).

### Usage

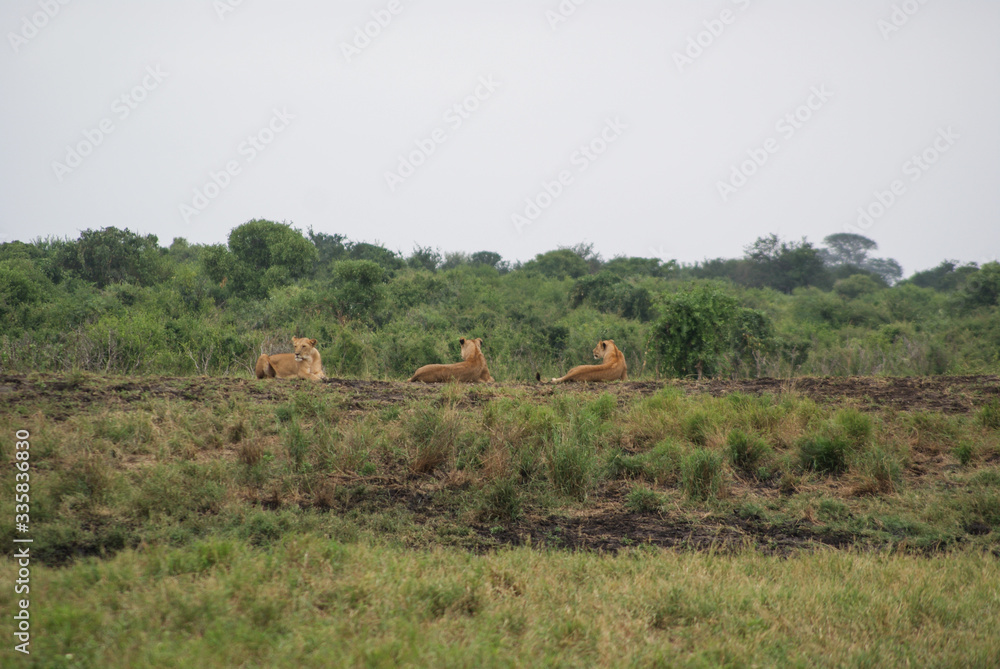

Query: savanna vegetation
2;222;999;666
2;221;999;379
1;376;999;666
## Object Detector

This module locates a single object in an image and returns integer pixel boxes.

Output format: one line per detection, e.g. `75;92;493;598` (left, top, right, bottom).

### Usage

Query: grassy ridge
1;374;999;666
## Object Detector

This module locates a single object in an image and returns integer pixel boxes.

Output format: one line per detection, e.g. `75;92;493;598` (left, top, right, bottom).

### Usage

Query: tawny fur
255;337;326;381
409;338;493;383
537;339;627;383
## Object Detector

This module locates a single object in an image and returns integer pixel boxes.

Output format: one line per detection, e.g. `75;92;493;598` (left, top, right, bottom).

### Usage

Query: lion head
292;337;318;362
459;337;484;360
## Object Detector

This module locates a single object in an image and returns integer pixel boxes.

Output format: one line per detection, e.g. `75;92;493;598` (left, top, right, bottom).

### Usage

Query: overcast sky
1;0;998;275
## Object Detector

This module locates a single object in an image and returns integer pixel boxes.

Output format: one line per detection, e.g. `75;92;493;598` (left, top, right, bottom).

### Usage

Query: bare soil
2;374;998;420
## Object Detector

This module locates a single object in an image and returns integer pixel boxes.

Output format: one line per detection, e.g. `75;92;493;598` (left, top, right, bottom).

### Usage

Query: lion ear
602;341;608;349
607;339;614;346
476;338;483;346
309;339;317;346
459;338;466;345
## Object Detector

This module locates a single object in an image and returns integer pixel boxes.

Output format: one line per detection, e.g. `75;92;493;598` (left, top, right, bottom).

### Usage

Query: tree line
1;220;998;379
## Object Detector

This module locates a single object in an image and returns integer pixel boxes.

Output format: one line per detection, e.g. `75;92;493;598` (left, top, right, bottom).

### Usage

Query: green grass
3;376;1000;666
4;537;998;668
681;448;725;500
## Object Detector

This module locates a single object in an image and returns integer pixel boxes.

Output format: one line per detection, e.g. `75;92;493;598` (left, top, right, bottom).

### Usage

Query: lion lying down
409;337;493;383
537;339;628;383
255;337;326;381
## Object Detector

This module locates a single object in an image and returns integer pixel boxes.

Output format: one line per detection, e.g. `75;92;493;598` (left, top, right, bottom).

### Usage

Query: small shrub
681;449;724;500
625;486;663;514
798;435;852;476
726;429;771;477
977;399;1000;430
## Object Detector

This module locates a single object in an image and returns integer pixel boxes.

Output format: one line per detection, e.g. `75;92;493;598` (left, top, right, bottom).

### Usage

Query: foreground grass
2;536;998;668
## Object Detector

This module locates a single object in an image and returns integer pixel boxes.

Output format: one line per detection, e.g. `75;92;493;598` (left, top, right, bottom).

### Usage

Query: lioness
255;337;326;381
409;337;493;383
537;339;628;383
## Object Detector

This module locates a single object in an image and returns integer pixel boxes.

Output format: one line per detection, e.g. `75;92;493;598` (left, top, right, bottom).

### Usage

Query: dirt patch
3;374;998;420
525;375;1000;414
472;511;857;556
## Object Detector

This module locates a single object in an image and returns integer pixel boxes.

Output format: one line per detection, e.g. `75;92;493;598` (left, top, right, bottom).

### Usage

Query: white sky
1;0;998;275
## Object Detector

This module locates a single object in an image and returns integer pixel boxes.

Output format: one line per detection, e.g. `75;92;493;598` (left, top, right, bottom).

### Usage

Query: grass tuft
625;486;664;513
681;448;725;500
976;399;1000;430
798;435;852;476
725;429;771;478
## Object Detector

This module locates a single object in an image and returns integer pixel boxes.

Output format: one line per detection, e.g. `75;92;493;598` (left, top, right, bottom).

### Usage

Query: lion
409;337;493;383
537;339;628;383
255;337;326;381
